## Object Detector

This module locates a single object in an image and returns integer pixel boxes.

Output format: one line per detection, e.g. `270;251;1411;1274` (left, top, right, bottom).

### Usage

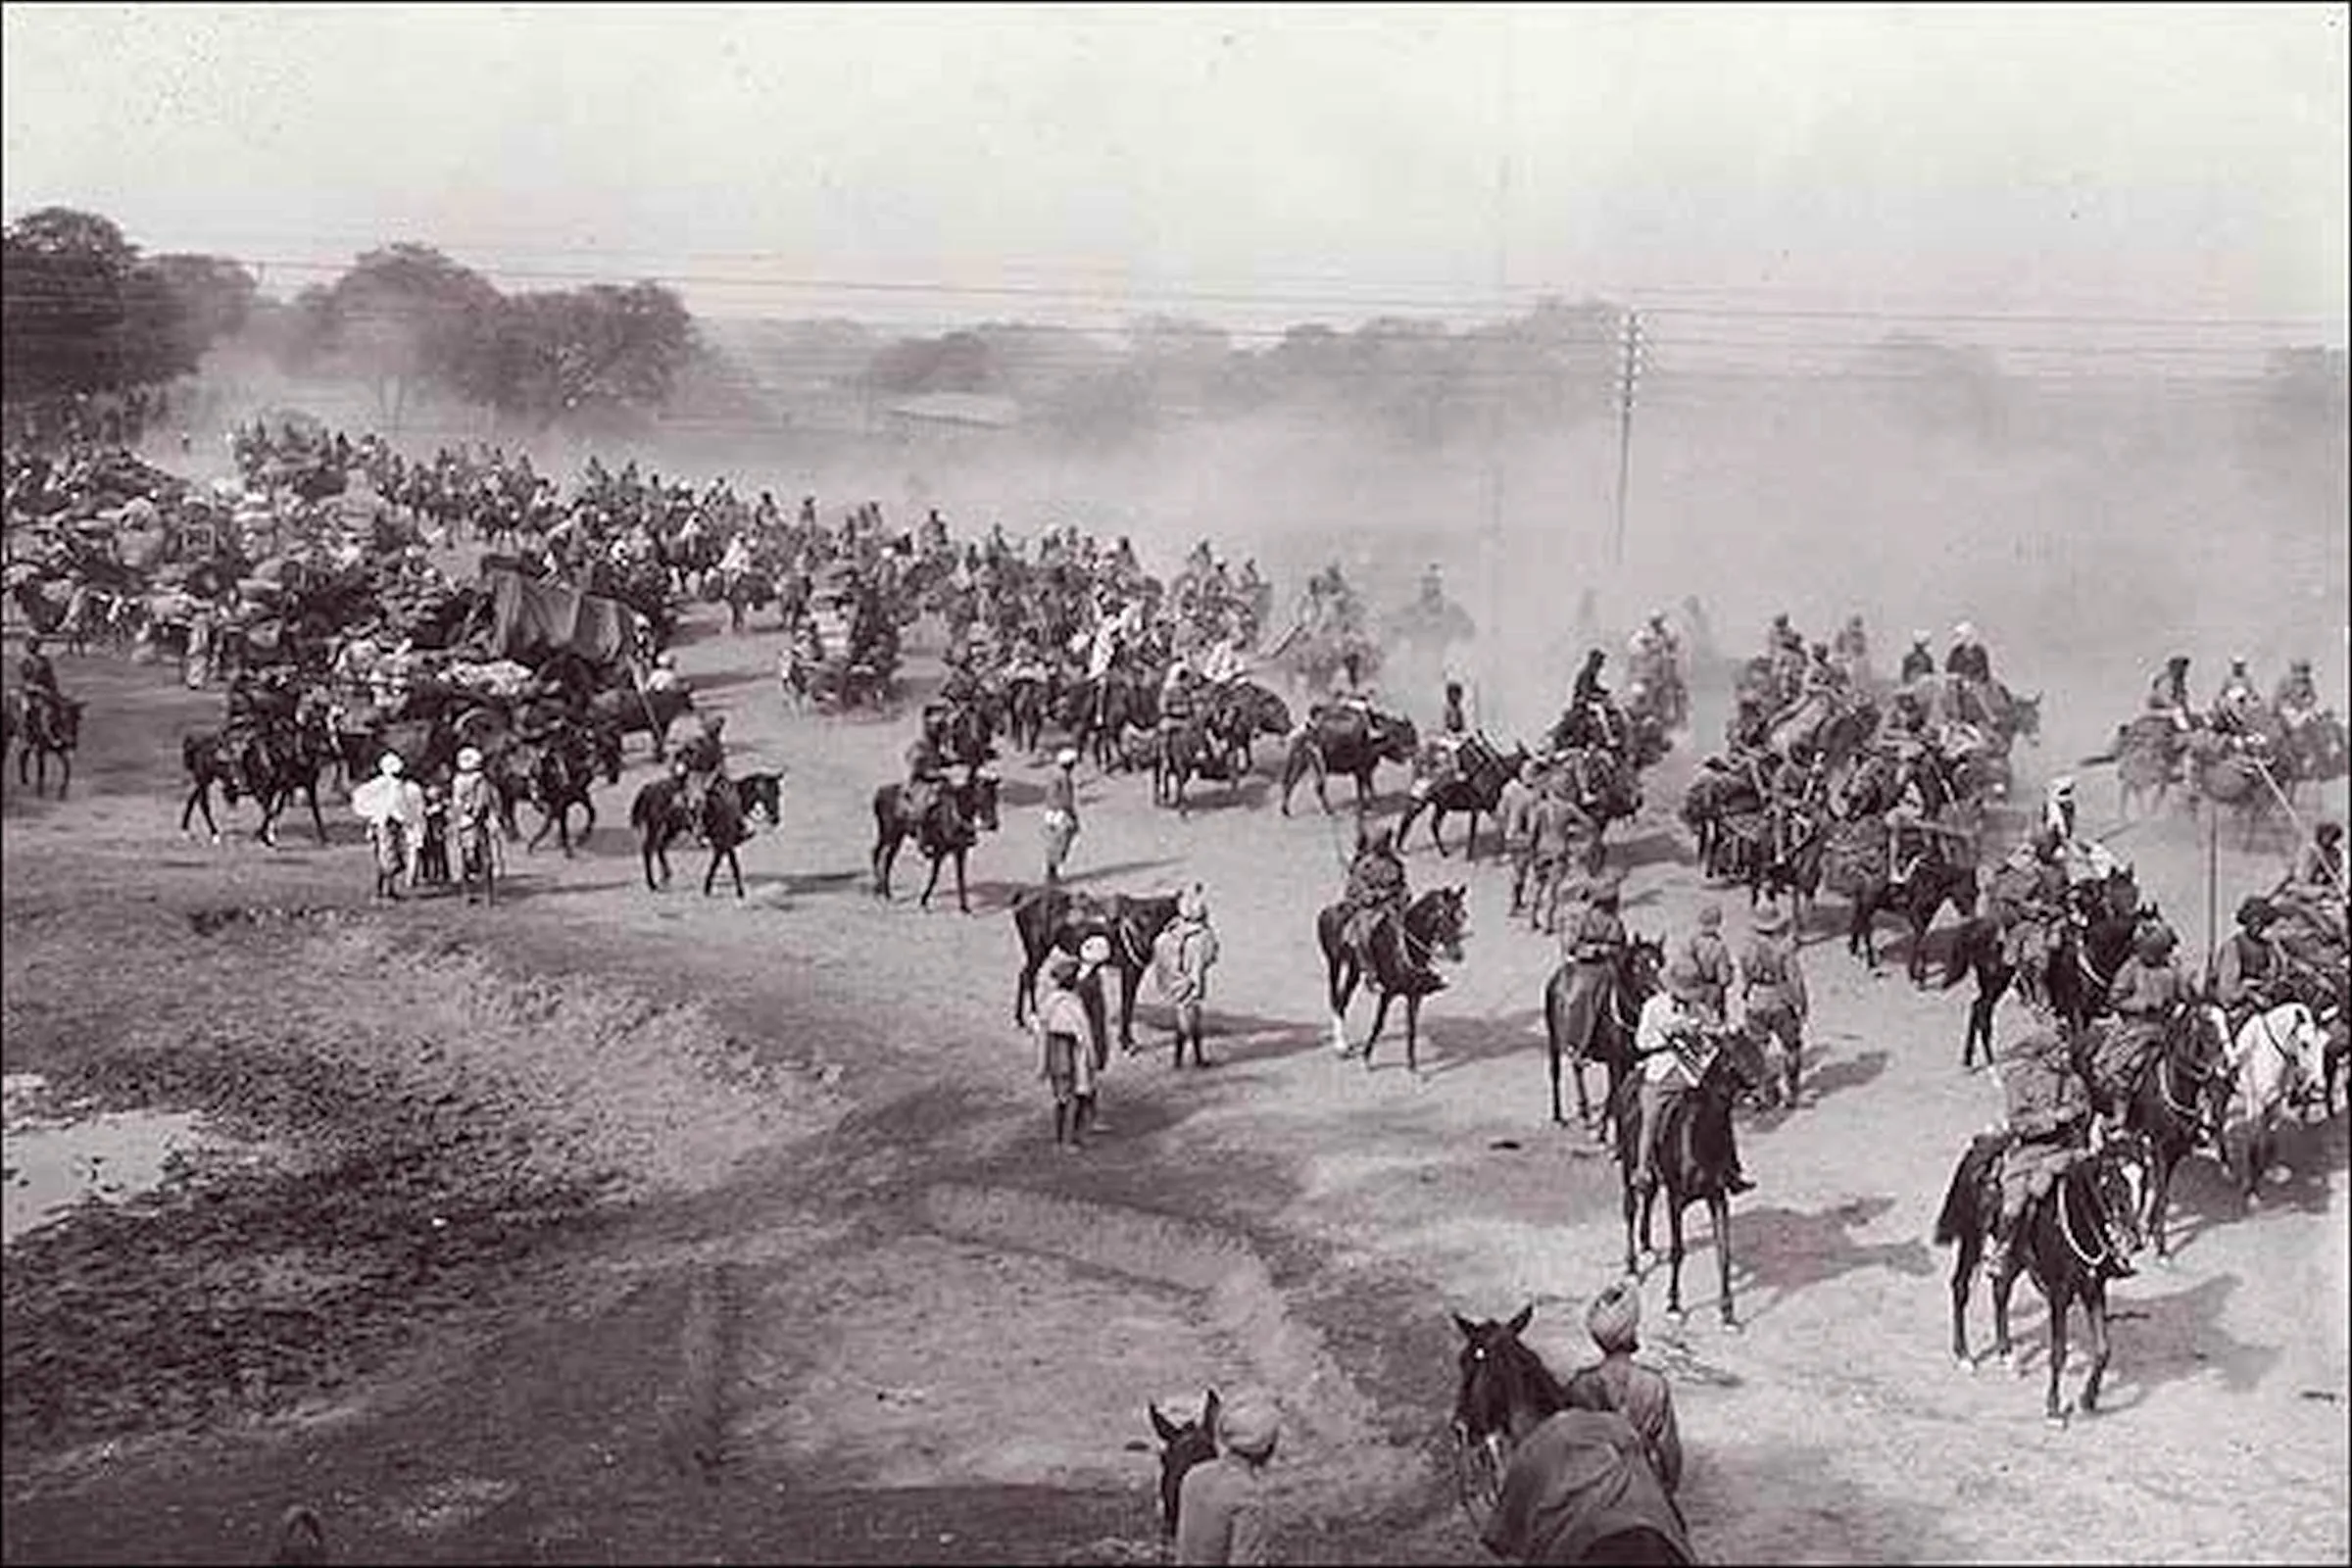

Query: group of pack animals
2104;690;2351;846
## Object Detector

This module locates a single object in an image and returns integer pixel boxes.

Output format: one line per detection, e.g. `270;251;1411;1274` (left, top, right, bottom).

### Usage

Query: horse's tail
1934;1136;2003;1247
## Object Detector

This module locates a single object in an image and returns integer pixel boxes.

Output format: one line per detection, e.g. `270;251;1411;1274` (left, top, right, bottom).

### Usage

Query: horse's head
1452;1303;1545;1447
2084;1134;2152;1264
962;769;1002;832
1376;713;1421;762
1705;1021;1773;1101
1148;1391;1219;1538
1408;886;1470;963
1621;936;1666;1002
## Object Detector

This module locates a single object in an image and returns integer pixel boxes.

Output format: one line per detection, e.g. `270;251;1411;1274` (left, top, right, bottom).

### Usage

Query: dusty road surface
4;611;2346;1566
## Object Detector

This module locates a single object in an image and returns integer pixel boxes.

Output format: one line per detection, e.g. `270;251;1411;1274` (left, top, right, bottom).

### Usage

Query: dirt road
4;611;2345;1565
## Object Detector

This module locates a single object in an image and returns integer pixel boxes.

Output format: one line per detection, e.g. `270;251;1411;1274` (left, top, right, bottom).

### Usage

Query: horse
871;766;1003;912
1203;679;1292;775
2089;1004;2230;1258
1822;818;1982;984
1147;1392;1220;1539
1449;1307;1693;1566
1003;668;1056;758
1012;886;1180;1053
1934;1131;2149;1425
1937;913;2016;1074
1396;737;1530;861
1314;886;1469;1072
628;774;694;892
2046;876;2154;1036
1544;938;1664;1132
1747;801;1826;922
1680;765;1761;883
1280;706;1420;815
1;691;82;798
2215;1001;2331;1210
1152;713;1240;815
1068;670;1156;772
1609;1027;1770;1325
514;732;602;857
695;771;782;899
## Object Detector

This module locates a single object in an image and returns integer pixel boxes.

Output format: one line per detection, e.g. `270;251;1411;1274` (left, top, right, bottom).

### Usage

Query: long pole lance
1612;311;1642;567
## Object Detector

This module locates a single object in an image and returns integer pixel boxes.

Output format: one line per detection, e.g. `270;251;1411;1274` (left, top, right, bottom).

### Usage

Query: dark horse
1010;885;1178;1052
1934;1131;2148;1425
1544;938;1665;1131
695;771;783;899
2081;1004;2228;1259
514;733;604;857
1609;1029;1770;1325
629;770;783;896
1147;1391;1220;1539
1449;1306;1693;1566
177;723;331;847
1939;870;2148;1072
1396;737;1531;861
1314;886;1469;1072
1280;706;1421;815
1823;817;1982;984
2;691;82;798
871;766;1002;912
1153;714;1243;815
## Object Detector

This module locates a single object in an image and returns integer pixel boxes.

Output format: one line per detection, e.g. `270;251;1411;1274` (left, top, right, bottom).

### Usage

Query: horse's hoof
2046;1409;2071;1430
1956;1352;1976;1373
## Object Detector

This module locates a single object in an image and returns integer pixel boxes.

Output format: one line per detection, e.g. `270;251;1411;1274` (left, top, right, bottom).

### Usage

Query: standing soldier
1042;747;1082;885
1033;951;1097;1152
1672;903;1736;1026
1741;902;1808;1107
1151;883;1221;1069
1554;870;1630;1100
1497;758;1543;917
1528;780;1592;936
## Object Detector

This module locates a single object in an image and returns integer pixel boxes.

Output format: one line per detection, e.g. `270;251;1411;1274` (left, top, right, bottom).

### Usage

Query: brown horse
871;766;1002;912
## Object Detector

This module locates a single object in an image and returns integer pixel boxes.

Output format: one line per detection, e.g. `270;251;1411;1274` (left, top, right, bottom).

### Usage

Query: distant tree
297;242;504;430
2;206;258;402
477;281;698;432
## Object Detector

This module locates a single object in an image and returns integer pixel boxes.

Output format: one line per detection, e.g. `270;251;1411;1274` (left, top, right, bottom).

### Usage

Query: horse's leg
954;847;971;914
2044;1283;2072;1425
1949;1238;1978;1365
1117;960;1141;1053
1990;1255;2019;1366
1403;994;1421;1074
1362;991;1396;1070
1622;1173;1643;1277
1712;1192;1738;1327
2148;1148;2176;1259
305;780;327;845
2080;1282;2111;1414
641;839;661;892
703;846;720;897
1664;1195;1689;1319
1549;1041;1567;1125
527;806;555;854
1328;956;1356;1056
728;848;744;899
918;848;946;910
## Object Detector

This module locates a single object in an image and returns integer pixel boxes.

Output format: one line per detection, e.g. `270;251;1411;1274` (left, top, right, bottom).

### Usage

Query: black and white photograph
2;5;2345;1563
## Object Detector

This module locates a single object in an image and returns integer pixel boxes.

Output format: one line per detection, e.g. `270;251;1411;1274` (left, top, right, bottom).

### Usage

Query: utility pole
1611;309;1642;566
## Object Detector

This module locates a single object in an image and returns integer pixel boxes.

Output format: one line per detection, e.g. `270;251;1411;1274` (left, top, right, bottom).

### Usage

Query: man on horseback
1341;821;1409;960
1992;828;2071;1009
2149;655;2196;732
17;635;60;720
680;712;727;831
2273;658;2323;734
1555;868;1628;1060
1632;957;1755;1198
2087;923;2191;1139
1832;613;1868;677
2211;897;2287;1030
1944;621;1991;686
1985;1013;2122;1279
2277;821;2346;932
1898;630;1936;685
2211;656;2264;737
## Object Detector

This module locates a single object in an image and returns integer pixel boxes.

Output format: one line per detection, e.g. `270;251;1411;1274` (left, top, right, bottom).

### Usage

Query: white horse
2218;1001;2330;1207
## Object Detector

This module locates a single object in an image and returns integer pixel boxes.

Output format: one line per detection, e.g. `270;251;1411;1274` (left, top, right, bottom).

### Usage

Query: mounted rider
2210;656;2264;737
1944;621;1992;686
2272;659;2323;734
1632;956;1755;1197
16;635;62;731
2277;821;2347;932
2148;655;2196;733
1340;820;1410;964
1831;613;1869;681
1985;1014;2117;1279
1555;867;1629;1047
905;712;949;824
1627;610;1685;721
2085;922;2190;1135
1423;677;1474;791
678;713;727;830
1991;827;2071;1009
2209;896;2286;1030
1884;740;1938;886
1897;630;1936;685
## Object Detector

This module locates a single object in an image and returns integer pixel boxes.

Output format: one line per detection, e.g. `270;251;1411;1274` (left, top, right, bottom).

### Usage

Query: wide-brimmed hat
1752;903;1790;935
1215;1390;1281;1461
455;747;484;772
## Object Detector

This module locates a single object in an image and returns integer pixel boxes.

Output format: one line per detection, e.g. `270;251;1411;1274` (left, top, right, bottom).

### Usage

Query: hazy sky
4;3;2345;360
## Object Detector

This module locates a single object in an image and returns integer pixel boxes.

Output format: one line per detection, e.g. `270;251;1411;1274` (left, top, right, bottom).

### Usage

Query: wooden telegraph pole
1612;309;1643;566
